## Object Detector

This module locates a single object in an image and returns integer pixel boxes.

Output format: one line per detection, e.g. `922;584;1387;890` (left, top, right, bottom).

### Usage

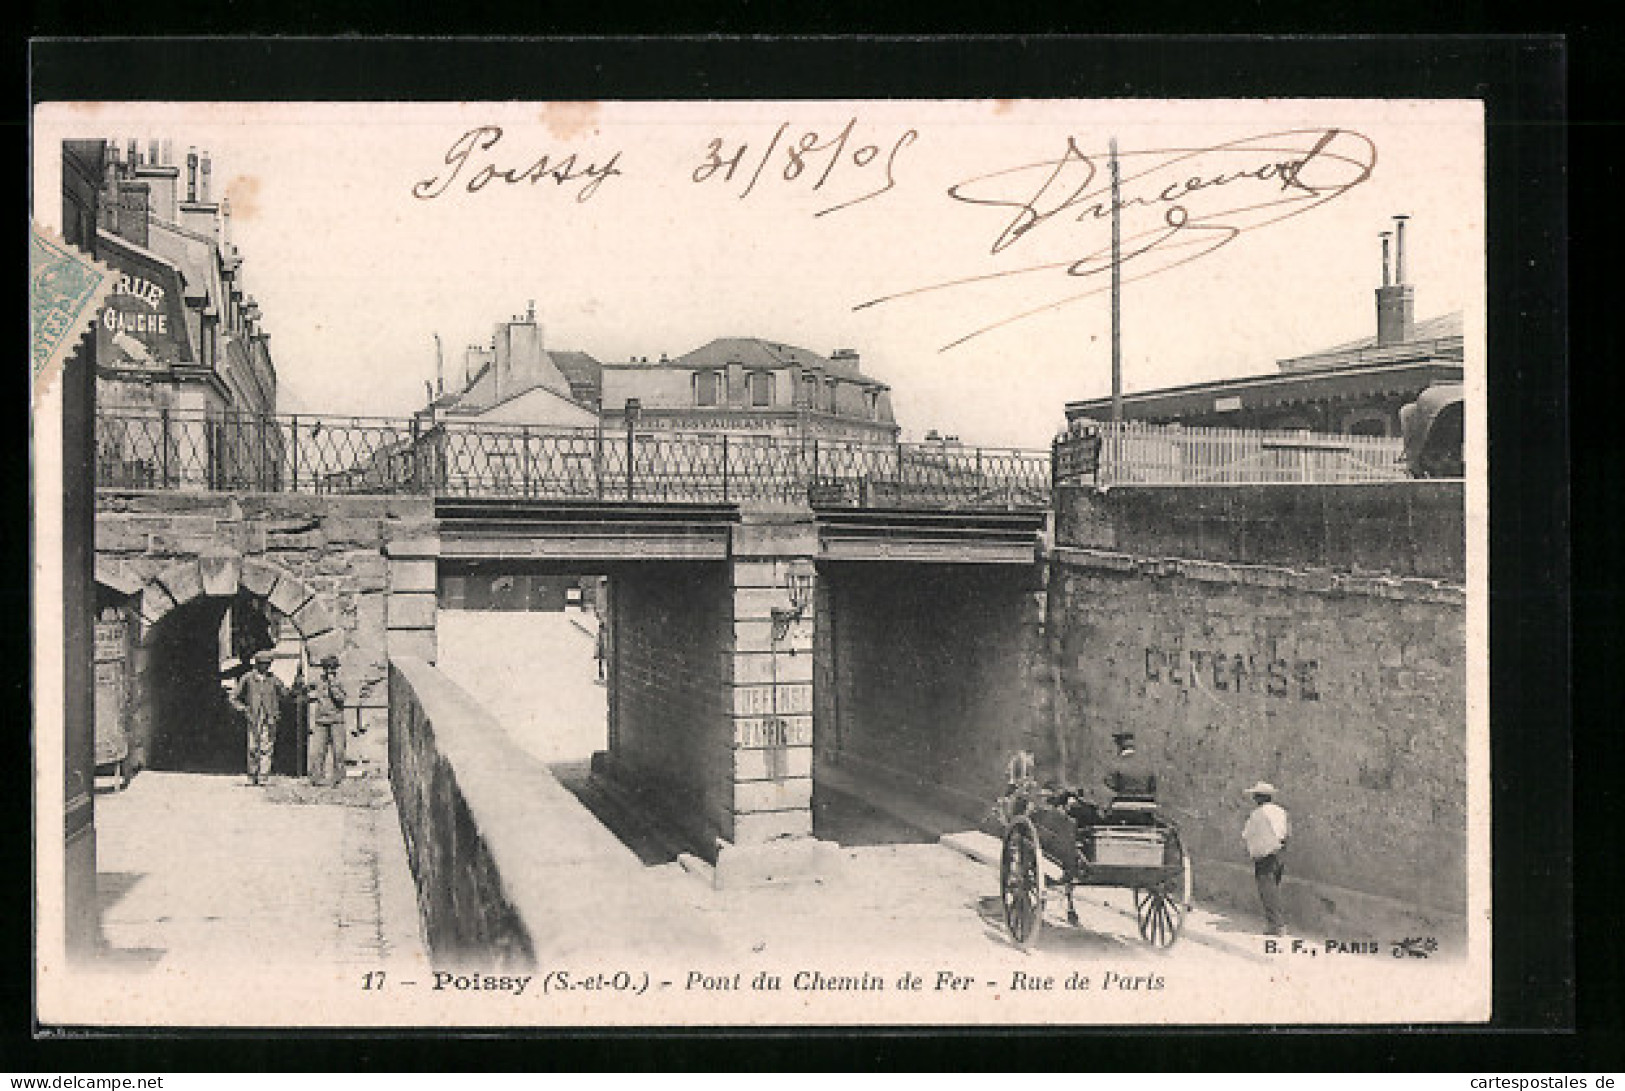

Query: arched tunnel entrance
814;561;1048;836
143;590;309;775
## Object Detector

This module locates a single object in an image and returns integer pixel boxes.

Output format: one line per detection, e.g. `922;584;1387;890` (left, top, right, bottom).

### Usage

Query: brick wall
820;563;1048;821
609;562;734;849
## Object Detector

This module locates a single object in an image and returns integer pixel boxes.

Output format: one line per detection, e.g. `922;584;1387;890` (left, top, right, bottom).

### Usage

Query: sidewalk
94;766;429;974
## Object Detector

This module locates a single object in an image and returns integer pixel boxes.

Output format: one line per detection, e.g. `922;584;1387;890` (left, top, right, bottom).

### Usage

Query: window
825;379;840;413
748;370;775;408
803;374;819;408
865;389;881;421
693;370;720;407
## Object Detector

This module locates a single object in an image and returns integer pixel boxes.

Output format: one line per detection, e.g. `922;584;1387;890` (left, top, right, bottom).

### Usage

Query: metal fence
95;407;1053;510
1069;421;1408;486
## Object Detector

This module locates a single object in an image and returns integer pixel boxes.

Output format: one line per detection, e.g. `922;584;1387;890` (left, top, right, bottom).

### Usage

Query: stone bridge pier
93;491;439;777
599;507;835;881
596;504;1050;883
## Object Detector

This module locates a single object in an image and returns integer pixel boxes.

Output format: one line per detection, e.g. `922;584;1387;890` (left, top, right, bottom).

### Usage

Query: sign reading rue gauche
94;240;191;369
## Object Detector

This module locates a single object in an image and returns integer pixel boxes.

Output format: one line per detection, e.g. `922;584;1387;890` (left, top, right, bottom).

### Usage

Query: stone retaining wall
1044;482;1470;939
389;656;718;966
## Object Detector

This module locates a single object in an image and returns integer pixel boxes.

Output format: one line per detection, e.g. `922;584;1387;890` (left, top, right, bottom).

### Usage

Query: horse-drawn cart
994;759;1192;949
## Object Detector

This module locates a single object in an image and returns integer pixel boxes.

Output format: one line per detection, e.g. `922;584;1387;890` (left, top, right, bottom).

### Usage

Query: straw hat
1244;781;1277;798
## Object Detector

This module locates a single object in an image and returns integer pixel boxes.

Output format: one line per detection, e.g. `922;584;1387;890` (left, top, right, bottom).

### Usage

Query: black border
18;36;1583;1071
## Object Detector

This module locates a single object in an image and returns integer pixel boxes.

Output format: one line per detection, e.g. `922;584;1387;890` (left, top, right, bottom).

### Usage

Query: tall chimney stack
1374;214;1416;347
1393;214;1409;285
186;146;198;202
200;150;212;203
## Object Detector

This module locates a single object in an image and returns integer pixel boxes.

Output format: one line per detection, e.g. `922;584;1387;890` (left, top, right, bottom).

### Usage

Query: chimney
221;197;233;247
1394;214;1410;285
186;146;198;202
200;151;212;203
1374;214;1415;346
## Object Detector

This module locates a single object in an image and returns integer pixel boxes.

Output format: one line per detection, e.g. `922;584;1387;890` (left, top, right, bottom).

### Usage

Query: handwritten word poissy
692;118;918;217
412;126;624;204
857;128;1376;351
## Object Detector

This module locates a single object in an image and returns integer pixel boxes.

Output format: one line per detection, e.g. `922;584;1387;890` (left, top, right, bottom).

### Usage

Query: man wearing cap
230;650;291;787
306;655;349;788
1103;732;1157;804
1242;781;1292;935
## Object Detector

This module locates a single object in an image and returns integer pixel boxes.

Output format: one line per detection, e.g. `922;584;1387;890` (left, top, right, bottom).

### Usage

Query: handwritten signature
412;126;624;203
855;128;1377;351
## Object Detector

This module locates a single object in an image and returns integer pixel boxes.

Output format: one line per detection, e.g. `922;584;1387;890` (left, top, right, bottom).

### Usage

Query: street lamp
770;557;818;644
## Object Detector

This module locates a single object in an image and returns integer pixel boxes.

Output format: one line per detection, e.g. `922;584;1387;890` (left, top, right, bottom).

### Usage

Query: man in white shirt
1242;781;1291;935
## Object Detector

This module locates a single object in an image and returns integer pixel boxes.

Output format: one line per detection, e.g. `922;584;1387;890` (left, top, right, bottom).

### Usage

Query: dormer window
694;370;721;407
748;370;775;408
825;379;839;413
865;389;881;421
802;373;819;407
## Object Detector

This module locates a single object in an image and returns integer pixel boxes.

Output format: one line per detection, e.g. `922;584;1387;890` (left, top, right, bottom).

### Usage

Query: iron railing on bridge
94;407;1054;510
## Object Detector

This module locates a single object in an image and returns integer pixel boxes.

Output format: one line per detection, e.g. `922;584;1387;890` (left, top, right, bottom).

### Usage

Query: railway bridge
92;407;1055;871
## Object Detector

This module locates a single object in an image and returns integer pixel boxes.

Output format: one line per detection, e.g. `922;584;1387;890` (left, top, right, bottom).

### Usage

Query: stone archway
96;553;346;776
129;554;338;655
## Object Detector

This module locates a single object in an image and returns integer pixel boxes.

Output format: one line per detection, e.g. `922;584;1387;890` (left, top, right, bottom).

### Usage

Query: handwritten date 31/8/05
693;119;918;216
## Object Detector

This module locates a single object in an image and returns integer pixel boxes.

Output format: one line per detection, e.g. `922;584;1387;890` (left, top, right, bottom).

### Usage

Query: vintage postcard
33;95;1489;1027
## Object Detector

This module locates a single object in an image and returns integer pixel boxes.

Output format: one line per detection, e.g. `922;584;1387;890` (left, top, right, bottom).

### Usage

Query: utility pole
1110;135;1123;425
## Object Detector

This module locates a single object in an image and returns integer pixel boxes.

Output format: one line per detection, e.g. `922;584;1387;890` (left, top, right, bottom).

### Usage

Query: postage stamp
30;223;116;399
32;91;1495;1029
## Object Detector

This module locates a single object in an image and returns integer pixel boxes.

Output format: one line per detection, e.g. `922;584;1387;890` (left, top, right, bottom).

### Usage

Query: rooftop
1277;312;1463;372
658;337;879;384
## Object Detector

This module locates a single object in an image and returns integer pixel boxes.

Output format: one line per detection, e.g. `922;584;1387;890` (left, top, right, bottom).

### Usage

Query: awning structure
1066;360;1463;424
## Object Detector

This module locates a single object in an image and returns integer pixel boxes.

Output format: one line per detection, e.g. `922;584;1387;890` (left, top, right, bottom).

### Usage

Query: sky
35;99;1484;448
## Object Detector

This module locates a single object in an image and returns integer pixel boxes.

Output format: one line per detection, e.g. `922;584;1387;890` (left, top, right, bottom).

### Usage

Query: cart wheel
1000;818;1044;947
1134;831;1191;949
1134;887;1183;948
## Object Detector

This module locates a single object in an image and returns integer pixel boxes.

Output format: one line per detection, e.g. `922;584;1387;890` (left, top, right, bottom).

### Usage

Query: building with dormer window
93;140;277;418
418;317;903;445
598;337;899;443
